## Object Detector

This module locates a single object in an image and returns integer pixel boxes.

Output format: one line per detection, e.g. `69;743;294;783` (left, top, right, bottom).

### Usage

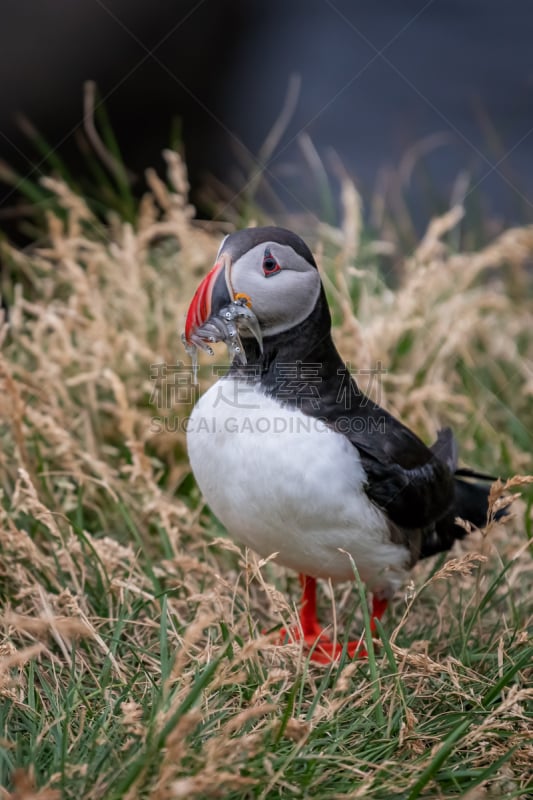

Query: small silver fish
182;298;263;382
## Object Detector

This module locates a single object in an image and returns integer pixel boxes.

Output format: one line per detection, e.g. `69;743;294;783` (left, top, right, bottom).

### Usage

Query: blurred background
1;0;533;242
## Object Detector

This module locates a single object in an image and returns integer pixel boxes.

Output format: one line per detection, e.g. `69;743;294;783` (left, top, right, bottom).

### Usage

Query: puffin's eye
262;247;282;277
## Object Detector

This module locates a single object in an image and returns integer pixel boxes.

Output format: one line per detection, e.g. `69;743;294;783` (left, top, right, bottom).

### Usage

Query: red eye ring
263;247;282;277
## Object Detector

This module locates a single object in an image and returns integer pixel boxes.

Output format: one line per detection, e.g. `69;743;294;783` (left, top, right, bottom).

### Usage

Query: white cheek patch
272;276;321;335
231;242;322;336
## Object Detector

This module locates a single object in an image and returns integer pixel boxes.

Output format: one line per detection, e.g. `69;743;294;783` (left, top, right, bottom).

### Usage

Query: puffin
183;226;497;662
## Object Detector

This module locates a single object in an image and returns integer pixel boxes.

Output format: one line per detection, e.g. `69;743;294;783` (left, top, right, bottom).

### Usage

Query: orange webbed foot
276;576;389;664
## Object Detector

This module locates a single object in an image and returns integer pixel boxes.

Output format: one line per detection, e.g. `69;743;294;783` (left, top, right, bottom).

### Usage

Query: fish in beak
182;251;262;375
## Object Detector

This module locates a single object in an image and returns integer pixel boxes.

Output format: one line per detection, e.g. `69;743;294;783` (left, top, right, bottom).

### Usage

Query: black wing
256;321;456;531
317;367;456;529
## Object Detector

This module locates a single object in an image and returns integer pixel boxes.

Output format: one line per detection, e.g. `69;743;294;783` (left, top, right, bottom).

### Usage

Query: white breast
187;378;410;597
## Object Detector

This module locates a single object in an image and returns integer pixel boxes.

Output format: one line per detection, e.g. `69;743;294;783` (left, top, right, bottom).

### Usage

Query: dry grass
0;153;532;799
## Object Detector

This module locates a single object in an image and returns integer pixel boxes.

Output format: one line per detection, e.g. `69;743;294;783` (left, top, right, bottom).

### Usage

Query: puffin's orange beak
184;255;232;345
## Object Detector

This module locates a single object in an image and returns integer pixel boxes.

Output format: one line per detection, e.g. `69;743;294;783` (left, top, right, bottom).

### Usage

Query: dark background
1;0;533;234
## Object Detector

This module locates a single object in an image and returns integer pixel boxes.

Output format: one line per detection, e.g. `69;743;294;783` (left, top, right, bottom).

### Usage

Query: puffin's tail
420;476;496;558
420;428;502;559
